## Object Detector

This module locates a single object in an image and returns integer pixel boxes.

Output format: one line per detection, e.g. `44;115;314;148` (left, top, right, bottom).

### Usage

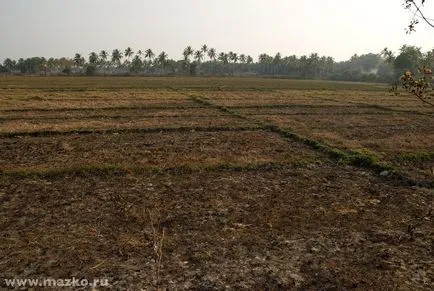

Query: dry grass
0;76;386;90
0;115;251;133
0;130;320;171
0;88;188;100
0;107;225;120
0;98;194;110
200;90;342;106
0;76;433;289
201;88;434;112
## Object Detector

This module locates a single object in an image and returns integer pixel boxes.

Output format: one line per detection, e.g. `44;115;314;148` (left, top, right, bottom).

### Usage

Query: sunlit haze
1;0;434;61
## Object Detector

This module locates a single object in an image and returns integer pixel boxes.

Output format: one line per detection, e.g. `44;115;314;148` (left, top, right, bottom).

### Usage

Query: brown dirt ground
248;113;434;182
0;167;433;290
0;77;433;290
0;130;318;171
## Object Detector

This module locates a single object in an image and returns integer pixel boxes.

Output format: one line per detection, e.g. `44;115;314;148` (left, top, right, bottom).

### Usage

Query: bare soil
0;130;318;171
0;167;432;290
0;77;433;290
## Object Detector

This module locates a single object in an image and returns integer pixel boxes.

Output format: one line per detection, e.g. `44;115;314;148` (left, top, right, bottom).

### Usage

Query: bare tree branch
411;0;434;29
405;0;434;32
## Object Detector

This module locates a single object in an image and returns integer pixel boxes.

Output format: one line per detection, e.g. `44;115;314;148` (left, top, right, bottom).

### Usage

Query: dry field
0;77;433;290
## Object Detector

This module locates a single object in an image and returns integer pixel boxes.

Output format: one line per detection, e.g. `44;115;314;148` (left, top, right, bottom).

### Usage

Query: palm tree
326;56;335;75
246;55;253;64
137;50;143;57
46;58;55;73
144;49;155;72
145;49;155;61
230;52;238;63
88;52;99;65
286;55;298;72
111;49;123;67
228;51;235;62
259;53;272;74
124;47;134;65
99;50;108;74
273;52;282;64
299;55;308;78
183;46;194;61
194;50;204;63
73;53;85;73
99;50;108;62
258;53;271;63
239;54;246;64
131;55;143;73
218;52;229;64
158;51;168;72
208;48;217;62
73;53;82;67
201;45;208;61
308;53;320;77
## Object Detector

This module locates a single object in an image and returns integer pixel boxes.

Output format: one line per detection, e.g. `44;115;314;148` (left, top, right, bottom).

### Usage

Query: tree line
0;45;433;83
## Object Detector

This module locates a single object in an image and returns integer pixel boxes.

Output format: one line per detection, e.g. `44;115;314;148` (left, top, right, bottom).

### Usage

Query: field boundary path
176;89;434;189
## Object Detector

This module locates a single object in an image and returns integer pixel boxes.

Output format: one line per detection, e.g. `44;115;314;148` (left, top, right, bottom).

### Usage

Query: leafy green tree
46;58;56;73
394;45;423;74
0;64;7;73
15;57;47;74
3;58;16;72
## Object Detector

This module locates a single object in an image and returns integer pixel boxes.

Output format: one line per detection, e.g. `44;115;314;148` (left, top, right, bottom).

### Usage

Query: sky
1;0;433;62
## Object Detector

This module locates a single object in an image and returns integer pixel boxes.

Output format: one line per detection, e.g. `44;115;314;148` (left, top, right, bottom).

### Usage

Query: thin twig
414;93;434;107
411;0;434;29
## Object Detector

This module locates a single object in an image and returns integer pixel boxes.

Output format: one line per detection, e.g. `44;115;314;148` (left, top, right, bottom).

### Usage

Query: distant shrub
62;67;71;75
85;65;97;76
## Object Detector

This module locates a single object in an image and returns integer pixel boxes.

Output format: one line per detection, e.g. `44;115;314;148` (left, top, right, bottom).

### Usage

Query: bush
85;65;97;76
62;67;71;75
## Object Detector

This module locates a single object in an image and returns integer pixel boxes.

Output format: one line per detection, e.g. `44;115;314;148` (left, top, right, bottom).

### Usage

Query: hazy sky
1;0;433;62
